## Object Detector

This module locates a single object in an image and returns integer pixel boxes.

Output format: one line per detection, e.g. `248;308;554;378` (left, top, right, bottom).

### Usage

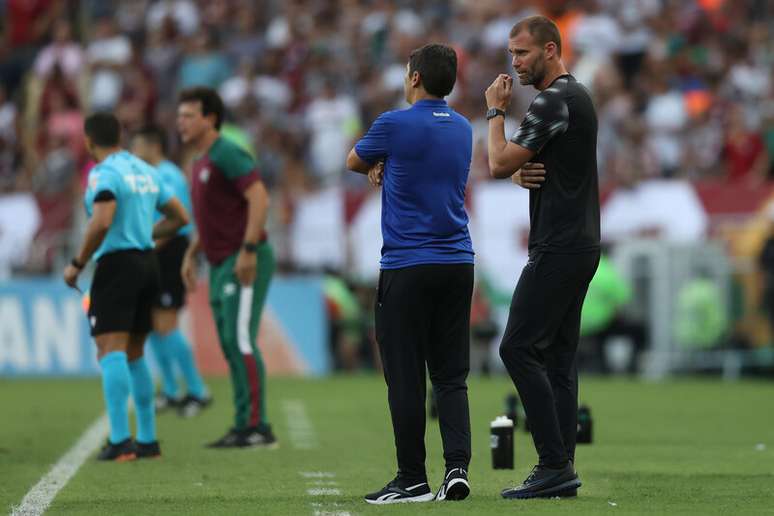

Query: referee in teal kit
63;113;188;461
347;43;475;504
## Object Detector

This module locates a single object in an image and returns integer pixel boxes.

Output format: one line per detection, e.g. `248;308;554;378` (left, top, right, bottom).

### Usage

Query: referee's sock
128;356;157;444
148;332;179;398
99;351;131;444
168;330;207;399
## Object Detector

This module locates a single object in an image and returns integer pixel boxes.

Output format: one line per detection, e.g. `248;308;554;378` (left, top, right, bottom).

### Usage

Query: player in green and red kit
177;87;277;448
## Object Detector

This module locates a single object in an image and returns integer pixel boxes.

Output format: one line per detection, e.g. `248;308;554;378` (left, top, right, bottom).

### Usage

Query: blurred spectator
723;104;769;183
86;16;132;110
673;272;728;349
0;187;42;279
146;0;200;37
178;29;232;91
0;85;17;149
115;43;157;133
227;5;266;63
580;254;646;374
32;18;85;80
758;211;774;338
644;71;688;177
305;80;361;185
144;17;183;105
0;85;20;189
40;86;84;164
323;274;364;371
1;0;64;94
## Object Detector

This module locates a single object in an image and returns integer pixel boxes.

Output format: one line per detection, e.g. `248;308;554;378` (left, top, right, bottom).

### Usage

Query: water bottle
490;416;514;469
504;393;519;429
577;405;593;444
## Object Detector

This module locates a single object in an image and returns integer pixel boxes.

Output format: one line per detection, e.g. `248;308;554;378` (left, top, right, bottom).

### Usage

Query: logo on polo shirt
433;112;450;117
223;283;237;296
199;168;210;183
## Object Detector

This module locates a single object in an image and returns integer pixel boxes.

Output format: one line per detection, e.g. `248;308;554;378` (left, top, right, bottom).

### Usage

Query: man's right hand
512;162;546;189
181;253;198;292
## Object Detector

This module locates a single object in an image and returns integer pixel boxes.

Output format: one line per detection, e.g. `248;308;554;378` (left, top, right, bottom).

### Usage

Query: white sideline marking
11;413;108;516
307;488;342;496
303;472;349;515
300;472;336;478
282;400;319;449
309;480;339;486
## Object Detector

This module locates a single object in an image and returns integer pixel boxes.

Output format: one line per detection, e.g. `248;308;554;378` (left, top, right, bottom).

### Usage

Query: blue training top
154;159;193;236
84;150;173;260
354;98;474;269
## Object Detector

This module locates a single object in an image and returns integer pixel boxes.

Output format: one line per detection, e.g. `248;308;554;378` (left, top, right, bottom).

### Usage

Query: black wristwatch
242;242;258;253
486;107;506;120
71;257;85;269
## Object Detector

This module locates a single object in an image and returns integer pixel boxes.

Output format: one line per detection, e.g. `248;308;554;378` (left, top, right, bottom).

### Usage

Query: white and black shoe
435;468;470;501
364;478;435;504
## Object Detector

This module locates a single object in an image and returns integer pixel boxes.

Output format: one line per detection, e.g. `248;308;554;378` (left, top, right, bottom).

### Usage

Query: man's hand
234;249;257;286
368;161;384;187
63;264;81;291
181;252;198;292
485;73;513;110
512;162;546;189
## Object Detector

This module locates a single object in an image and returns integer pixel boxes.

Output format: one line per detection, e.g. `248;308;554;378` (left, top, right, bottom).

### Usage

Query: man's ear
545;41;558;60
411;70;421;88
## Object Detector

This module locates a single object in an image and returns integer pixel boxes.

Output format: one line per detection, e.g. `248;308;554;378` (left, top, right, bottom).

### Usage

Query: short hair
178;87;225;130
84;112;121;147
408;43;457;98
134;124;168;155
510;15;562;57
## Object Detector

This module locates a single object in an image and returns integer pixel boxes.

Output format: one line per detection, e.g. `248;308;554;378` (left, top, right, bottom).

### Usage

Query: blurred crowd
0;0;772;276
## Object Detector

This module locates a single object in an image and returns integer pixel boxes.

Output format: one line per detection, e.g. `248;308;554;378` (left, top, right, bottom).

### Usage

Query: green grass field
2;375;773;515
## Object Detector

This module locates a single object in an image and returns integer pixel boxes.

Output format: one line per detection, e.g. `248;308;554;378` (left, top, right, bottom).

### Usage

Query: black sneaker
206;428;241;448
135;440;161;459
435;467;470;501
155;393;182;412
97;438;136;462
501;463;581;499
365;478;435;504
237;426;278;449
177;394;212;418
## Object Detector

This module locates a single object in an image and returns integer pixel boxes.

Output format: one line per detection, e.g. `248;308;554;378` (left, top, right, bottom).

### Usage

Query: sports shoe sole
243;442;280;450
99;452;136;463
365;492;435;505
502;478;581;499
437;479;470;501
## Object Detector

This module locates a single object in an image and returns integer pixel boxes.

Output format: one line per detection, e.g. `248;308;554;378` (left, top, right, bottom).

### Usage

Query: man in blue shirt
63;113;188;462
347;43;474;504
131;125;210;417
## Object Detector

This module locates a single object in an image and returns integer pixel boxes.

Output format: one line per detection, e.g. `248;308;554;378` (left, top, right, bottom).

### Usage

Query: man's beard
518;56;546;87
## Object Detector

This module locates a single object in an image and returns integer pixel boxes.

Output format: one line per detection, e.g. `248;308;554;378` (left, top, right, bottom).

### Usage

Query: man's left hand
485;74;513;111
368;161;384;187
63;264;81;290
234;249;257;286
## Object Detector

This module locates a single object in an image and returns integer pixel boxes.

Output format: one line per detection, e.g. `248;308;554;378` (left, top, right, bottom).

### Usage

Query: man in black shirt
485;15;601;499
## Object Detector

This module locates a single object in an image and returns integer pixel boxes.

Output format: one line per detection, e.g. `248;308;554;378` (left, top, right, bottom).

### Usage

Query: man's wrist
71;257;85;269
242;242;258;253
486;107;506;120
